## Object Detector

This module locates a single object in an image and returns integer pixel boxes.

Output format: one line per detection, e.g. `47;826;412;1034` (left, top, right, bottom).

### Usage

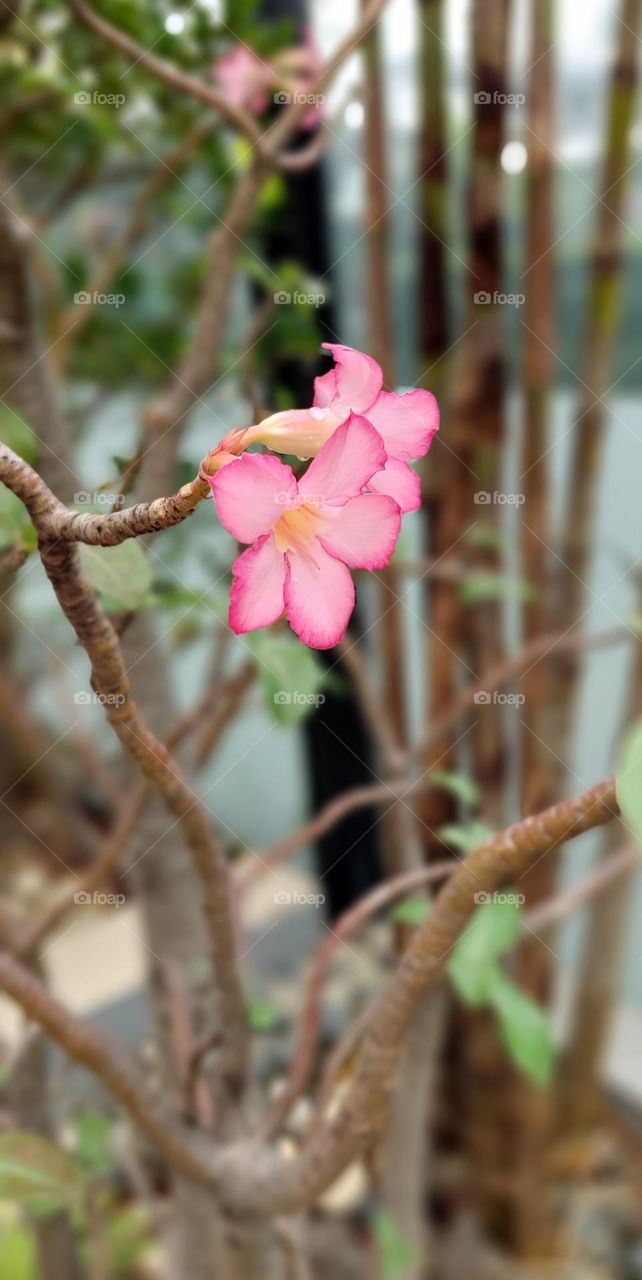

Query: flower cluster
207;344;439;650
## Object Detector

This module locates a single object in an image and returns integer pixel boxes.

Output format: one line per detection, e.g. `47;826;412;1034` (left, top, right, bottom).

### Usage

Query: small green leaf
0;408;38;464
107;1204;152;1276
616;717;642;845
73;1111;114;1177
459;571;536;605
247;997;279;1031
429;768;480;808
487;971;555;1086
78;541;153;611
373;1209;416;1280
390;897;431;926
437;820;493;853
449;898;521;1006
0;1132;81;1212
250;632;325;725
0;486;28;550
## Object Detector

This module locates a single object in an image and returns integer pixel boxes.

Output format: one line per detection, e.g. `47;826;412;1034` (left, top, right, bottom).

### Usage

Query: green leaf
487;971;555;1086
78;541;152;611
373;1209;416;1280
616;717;642;845
429;769;480;808
459;571;536;605
247;997;279;1032
0;408;38;464
0;1218;36;1280
107;1204;152;1276
390;897;431;926
449;898;521;1006
73;1111;114;1177
437;820;493;853
0;1132;81;1212
0;486;28;550
250;632;325;725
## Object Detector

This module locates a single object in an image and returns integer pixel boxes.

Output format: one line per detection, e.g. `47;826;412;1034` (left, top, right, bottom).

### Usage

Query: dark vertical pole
257;0;383;915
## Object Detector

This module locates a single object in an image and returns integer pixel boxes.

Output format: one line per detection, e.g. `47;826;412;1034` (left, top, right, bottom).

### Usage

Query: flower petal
284;544;355;649
229;535;286;634
210;454;297;543
243;406;342;459
364;389;440;461
317;494;401;569
368;459;422;513
313;343;383;414
298;414;387;506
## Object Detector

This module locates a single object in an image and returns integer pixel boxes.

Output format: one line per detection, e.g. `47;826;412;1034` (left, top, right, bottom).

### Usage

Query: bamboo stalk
547;0;642;1146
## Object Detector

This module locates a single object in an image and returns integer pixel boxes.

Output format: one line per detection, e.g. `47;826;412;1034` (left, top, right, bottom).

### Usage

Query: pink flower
209;416;401;649
212;46;275;114
248;344;439;512
212;33;323;128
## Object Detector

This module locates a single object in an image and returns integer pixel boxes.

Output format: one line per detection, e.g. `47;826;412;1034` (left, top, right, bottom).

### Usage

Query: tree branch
68;0;265;148
0;953;213;1183
0;446;248;1098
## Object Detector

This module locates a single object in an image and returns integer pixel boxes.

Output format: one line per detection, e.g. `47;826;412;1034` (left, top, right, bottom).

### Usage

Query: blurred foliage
0;0;322;409
616;716;642;847
0;1115;152;1278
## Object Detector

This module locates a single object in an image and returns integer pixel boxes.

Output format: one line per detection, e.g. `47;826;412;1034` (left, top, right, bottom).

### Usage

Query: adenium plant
205;344;439;648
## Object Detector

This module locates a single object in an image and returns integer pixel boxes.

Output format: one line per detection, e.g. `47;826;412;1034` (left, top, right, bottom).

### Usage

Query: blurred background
1;0;642;1276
